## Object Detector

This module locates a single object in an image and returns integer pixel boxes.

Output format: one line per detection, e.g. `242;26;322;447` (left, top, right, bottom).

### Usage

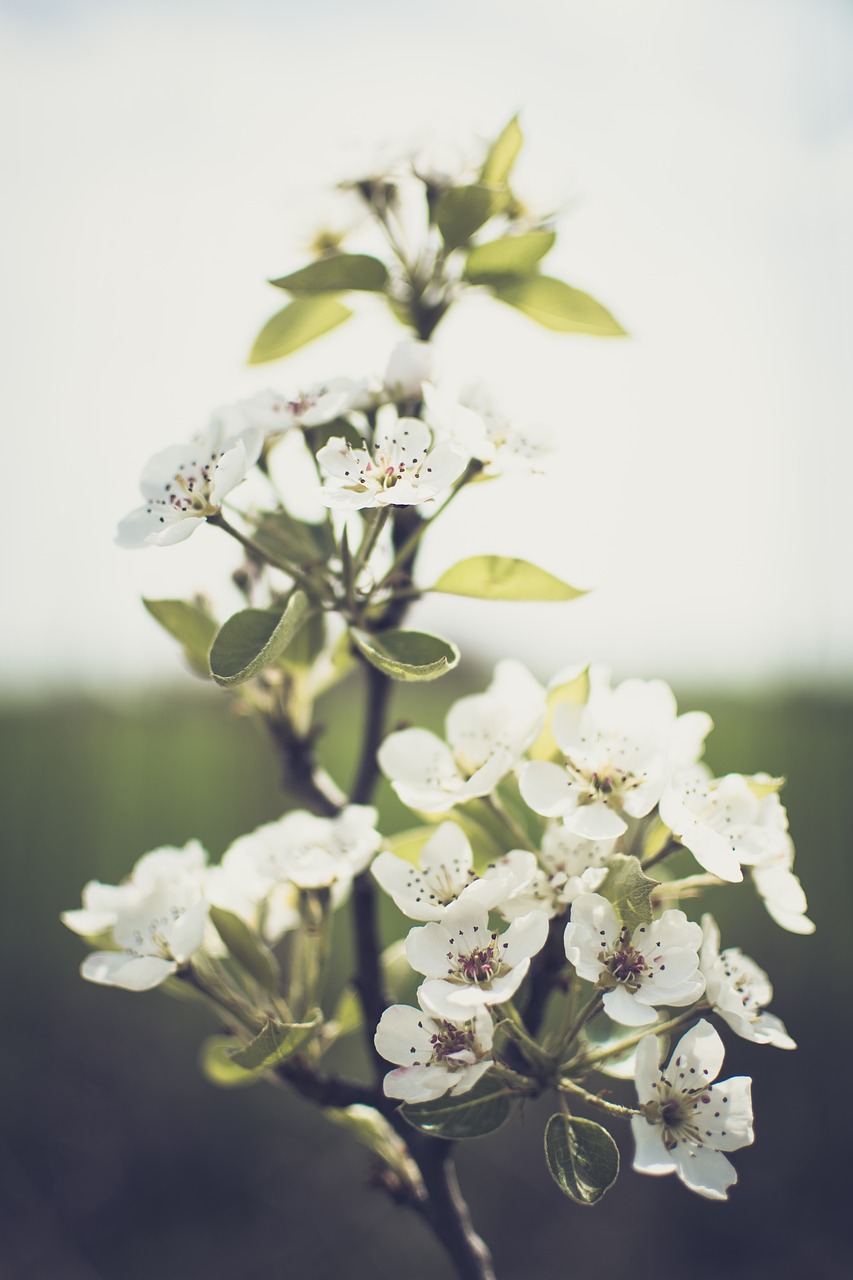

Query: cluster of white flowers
369;659;808;1198
117;340;550;552
63;807;381;991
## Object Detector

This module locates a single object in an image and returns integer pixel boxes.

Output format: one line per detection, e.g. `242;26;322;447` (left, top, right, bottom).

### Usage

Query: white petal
631;1115;677;1176
81;951;177;991
519;761;575;816
673;1144;737;1200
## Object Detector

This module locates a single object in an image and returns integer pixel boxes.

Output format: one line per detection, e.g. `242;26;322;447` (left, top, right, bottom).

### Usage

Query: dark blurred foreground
0;679;849;1280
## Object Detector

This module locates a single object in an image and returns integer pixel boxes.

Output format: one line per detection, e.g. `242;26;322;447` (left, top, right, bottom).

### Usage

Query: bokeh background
2;0;851;1277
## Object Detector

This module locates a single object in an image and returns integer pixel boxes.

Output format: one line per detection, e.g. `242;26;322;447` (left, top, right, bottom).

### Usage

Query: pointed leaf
249;296;352;364
253;509;335;565
481;114;523;187
209;591;311;686
399;1074;514;1139
544;1113;620;1206
464;231;555;282
326;1105;424;1198
435;185;495;251
142;598;217;677
431;556;585;602
209;906;280;992
271;253;389;294
229;1013;322;1070
199;1035;261;1089
350;628;460;682
492;275;626;336
597;854;658;932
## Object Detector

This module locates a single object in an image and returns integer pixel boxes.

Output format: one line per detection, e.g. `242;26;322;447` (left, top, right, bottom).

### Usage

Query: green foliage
209;591;311;687
199;1035;262;1089
480;114;523;187
326;1105;425;1198
142;598;217;677
431;556;585;602
597;854;658;932
434;185;496;251
491;275;626;336
399;1075;514;1139
271;253;389;294
463;230;556;282
249;296;352;364
350;628;460;682
252;509;334;565
229;1013;322;1070
544;1113;620;1206
209;906;280;992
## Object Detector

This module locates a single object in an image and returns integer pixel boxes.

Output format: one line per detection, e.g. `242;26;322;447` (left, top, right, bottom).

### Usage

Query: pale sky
2;0;851;691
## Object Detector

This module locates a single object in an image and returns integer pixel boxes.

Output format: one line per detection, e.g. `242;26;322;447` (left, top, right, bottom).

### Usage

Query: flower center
458;945;498;983
430;1023;476;1061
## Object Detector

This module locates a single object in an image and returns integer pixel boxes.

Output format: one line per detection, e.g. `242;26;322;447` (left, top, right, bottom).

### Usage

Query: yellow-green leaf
597;854;658;933
209;591;311;687
481;114;523;187
399;1075;514;1139
229;1014;321;1071
528;665;590;761
431;556;585;602
464;231;555;282
209;906;280;992
249;296;352;364
350;628;460;682
199;1036;261;1089
492;275;626;336
271;253;388;294
434;185;495;251
142;598;217;678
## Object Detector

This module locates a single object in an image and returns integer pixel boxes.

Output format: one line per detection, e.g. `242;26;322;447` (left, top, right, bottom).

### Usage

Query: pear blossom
378;659;547;814
631;1020;754;1200
564;893;704;1026
222;805;382;899
700;915;796;1048
204;844;300;946
61;840;209;939
499;826;615;920
384;340;436;403
375;989;495;1102
77;873;209;992
317;411;467;510
116;417;263;548
407;898;549;1018
423;383;550;473
372;821;536;922
750;833;814;934
520;670;712;839
659;770;792;884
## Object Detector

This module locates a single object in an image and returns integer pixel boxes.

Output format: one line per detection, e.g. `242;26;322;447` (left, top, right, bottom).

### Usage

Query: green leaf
253;509;334;565
331;985;363;1038
528;665;590;762
491;275;626;337
350;628;460;682
209;906;280;992
434;185;495;251
544;1113;620;1206
399;1075;514;1139
271;253;389;294
326;1105;424;1198
209;591;311;687
463;231;555;282
431;556;585;602
199;1036;261;1089
249;296;352;364
597;854;658;933
229;1013;321;1071
142;598;217;677
481;114;523;187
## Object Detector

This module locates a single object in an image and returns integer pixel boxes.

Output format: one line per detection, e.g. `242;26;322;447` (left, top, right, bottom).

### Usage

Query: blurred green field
0;677;848;1280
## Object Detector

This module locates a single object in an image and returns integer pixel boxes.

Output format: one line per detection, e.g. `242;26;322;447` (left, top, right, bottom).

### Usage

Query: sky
1;0;851;691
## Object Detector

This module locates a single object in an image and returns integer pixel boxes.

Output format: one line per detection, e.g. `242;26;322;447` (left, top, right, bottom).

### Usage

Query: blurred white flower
700;914;796;1048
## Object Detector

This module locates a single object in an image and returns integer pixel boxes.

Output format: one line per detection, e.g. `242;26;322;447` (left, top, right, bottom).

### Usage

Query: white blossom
631;1020;754;1200
223;805;382;898
72;856;210;993
520;669;712;839
423;382;550;473
116;417;263;548
499;825;614;920
317;410;466;510
660;770;792;884
371;822;535;922
62;841;208;939
407;899;548;1018
375;989;495;1102
384;340;436;403
750;832;814;934
564;893;704;1026
700;915;796;1049
378;659;547;814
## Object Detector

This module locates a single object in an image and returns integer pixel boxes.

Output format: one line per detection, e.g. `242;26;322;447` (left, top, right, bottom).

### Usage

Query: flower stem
557;1077;640;1120
583;1004;709;1066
